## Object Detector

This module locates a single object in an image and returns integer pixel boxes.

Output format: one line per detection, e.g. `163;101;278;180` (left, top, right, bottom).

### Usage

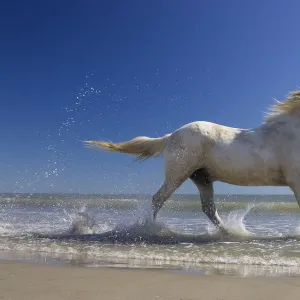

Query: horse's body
85;91;300;234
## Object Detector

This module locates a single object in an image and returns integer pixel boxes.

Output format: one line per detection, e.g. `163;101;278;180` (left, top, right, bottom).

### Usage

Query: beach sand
1;261;300;300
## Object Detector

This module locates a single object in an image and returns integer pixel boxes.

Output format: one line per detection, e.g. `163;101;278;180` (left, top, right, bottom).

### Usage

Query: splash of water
224;204;254;236
66;202;175;238
206;204;255;239
64;203;256;243
291;222;300;237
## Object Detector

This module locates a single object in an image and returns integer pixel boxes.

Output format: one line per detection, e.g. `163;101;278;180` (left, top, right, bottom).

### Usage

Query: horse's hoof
219;227;229;236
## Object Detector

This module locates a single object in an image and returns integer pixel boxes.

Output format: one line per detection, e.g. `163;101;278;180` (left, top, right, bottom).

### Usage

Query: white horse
84;91;300;234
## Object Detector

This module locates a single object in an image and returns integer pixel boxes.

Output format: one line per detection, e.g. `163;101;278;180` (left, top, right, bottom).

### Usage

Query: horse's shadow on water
32;220;300;245
33;232;300;245
34;231;216;244
33;224;211;245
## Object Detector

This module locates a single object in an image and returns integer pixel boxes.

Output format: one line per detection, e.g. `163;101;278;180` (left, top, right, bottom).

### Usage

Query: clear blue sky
1;0;300;195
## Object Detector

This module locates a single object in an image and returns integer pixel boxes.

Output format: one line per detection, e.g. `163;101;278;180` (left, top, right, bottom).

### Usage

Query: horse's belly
208;168;285;186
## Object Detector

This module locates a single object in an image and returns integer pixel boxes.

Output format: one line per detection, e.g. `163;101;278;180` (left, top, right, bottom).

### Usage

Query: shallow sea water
1;194;300;277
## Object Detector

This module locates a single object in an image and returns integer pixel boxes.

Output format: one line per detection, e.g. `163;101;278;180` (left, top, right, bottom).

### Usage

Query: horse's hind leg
152;166;192;220
190;169;227;234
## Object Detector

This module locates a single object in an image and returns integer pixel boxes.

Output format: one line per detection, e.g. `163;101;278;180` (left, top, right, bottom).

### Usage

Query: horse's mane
264;90;300;123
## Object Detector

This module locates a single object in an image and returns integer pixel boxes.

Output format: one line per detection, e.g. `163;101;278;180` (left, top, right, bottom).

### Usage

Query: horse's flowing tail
84;134;170;161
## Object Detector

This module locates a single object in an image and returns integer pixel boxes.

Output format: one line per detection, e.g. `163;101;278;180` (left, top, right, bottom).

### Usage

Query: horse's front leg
190;169;228;235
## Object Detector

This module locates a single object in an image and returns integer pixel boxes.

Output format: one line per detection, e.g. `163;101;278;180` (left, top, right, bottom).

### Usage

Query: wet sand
1;260;300;300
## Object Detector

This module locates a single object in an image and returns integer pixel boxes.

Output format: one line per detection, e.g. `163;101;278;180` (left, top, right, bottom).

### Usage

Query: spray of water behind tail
64;205;113;235
65;200;175;239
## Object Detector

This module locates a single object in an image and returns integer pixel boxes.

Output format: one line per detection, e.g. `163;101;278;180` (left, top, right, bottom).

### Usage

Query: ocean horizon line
0;192;293;196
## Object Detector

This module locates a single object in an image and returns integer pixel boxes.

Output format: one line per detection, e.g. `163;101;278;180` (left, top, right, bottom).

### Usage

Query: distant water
1;193;300;277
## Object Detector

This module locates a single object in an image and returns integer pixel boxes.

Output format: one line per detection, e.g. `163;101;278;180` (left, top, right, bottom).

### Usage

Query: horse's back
164;121;244;168
175;121;242;142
